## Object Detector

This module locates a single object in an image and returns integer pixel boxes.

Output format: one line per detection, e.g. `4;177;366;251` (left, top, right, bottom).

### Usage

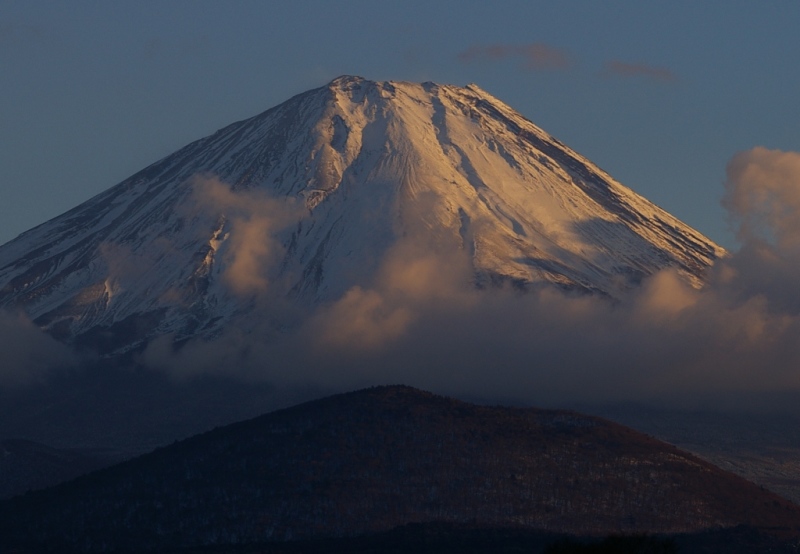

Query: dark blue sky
2;1;798;248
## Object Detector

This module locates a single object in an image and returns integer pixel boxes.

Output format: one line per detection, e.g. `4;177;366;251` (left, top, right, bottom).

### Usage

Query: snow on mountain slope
0;76;725;352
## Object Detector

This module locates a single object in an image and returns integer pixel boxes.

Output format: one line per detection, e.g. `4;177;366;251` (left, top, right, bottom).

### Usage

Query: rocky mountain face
0;76;723;354
1;386;797;552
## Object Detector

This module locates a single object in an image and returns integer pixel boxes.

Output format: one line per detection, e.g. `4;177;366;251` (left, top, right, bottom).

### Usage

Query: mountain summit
0;76;723;351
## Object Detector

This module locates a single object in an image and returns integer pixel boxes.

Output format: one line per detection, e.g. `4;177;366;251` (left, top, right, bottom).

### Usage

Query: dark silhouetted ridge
1;385;799;552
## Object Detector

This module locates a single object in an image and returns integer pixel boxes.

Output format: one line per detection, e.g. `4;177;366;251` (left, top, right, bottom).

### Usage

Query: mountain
1;386;798;553
0;438;117;500
0;76;724;353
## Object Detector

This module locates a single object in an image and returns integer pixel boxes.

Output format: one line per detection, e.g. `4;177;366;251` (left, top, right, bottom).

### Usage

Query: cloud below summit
724;148;800;251
721;148;800;315
186;176;301;298
136;147;800;410
5;149;800;412
0;311;78;387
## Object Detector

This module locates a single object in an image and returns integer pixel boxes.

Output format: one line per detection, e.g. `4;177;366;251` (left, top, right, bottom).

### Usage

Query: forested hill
2;385;799;552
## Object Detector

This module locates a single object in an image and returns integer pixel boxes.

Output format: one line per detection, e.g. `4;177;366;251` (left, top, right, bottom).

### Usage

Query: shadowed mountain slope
1;386;798;552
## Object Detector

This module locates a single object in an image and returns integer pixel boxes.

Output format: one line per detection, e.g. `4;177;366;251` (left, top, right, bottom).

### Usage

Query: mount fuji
0;76;724;354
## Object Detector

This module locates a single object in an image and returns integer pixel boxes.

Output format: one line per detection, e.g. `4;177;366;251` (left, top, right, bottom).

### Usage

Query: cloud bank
5;149;800;412
0;311;78;387
129;148;800;410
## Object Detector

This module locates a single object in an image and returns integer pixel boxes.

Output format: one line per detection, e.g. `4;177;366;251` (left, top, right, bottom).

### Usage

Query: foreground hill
1;386;798;552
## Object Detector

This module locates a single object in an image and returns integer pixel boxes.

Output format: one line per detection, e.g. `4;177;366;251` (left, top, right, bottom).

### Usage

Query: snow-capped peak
0;77;724;352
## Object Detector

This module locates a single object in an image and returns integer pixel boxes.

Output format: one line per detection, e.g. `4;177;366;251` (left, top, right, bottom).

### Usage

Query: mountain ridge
2;385;797;552
0;76;724;353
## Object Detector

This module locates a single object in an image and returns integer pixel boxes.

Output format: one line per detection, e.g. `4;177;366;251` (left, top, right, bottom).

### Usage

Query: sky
2;1;799;250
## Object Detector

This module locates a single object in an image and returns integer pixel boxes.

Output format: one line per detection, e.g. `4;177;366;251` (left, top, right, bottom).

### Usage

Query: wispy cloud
136;152;800;409
458;42;572;71
721;147;800;314
185;175;301;298
600;60;678;83
11;148;800;413
724;147;800;250
0;311;78;387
